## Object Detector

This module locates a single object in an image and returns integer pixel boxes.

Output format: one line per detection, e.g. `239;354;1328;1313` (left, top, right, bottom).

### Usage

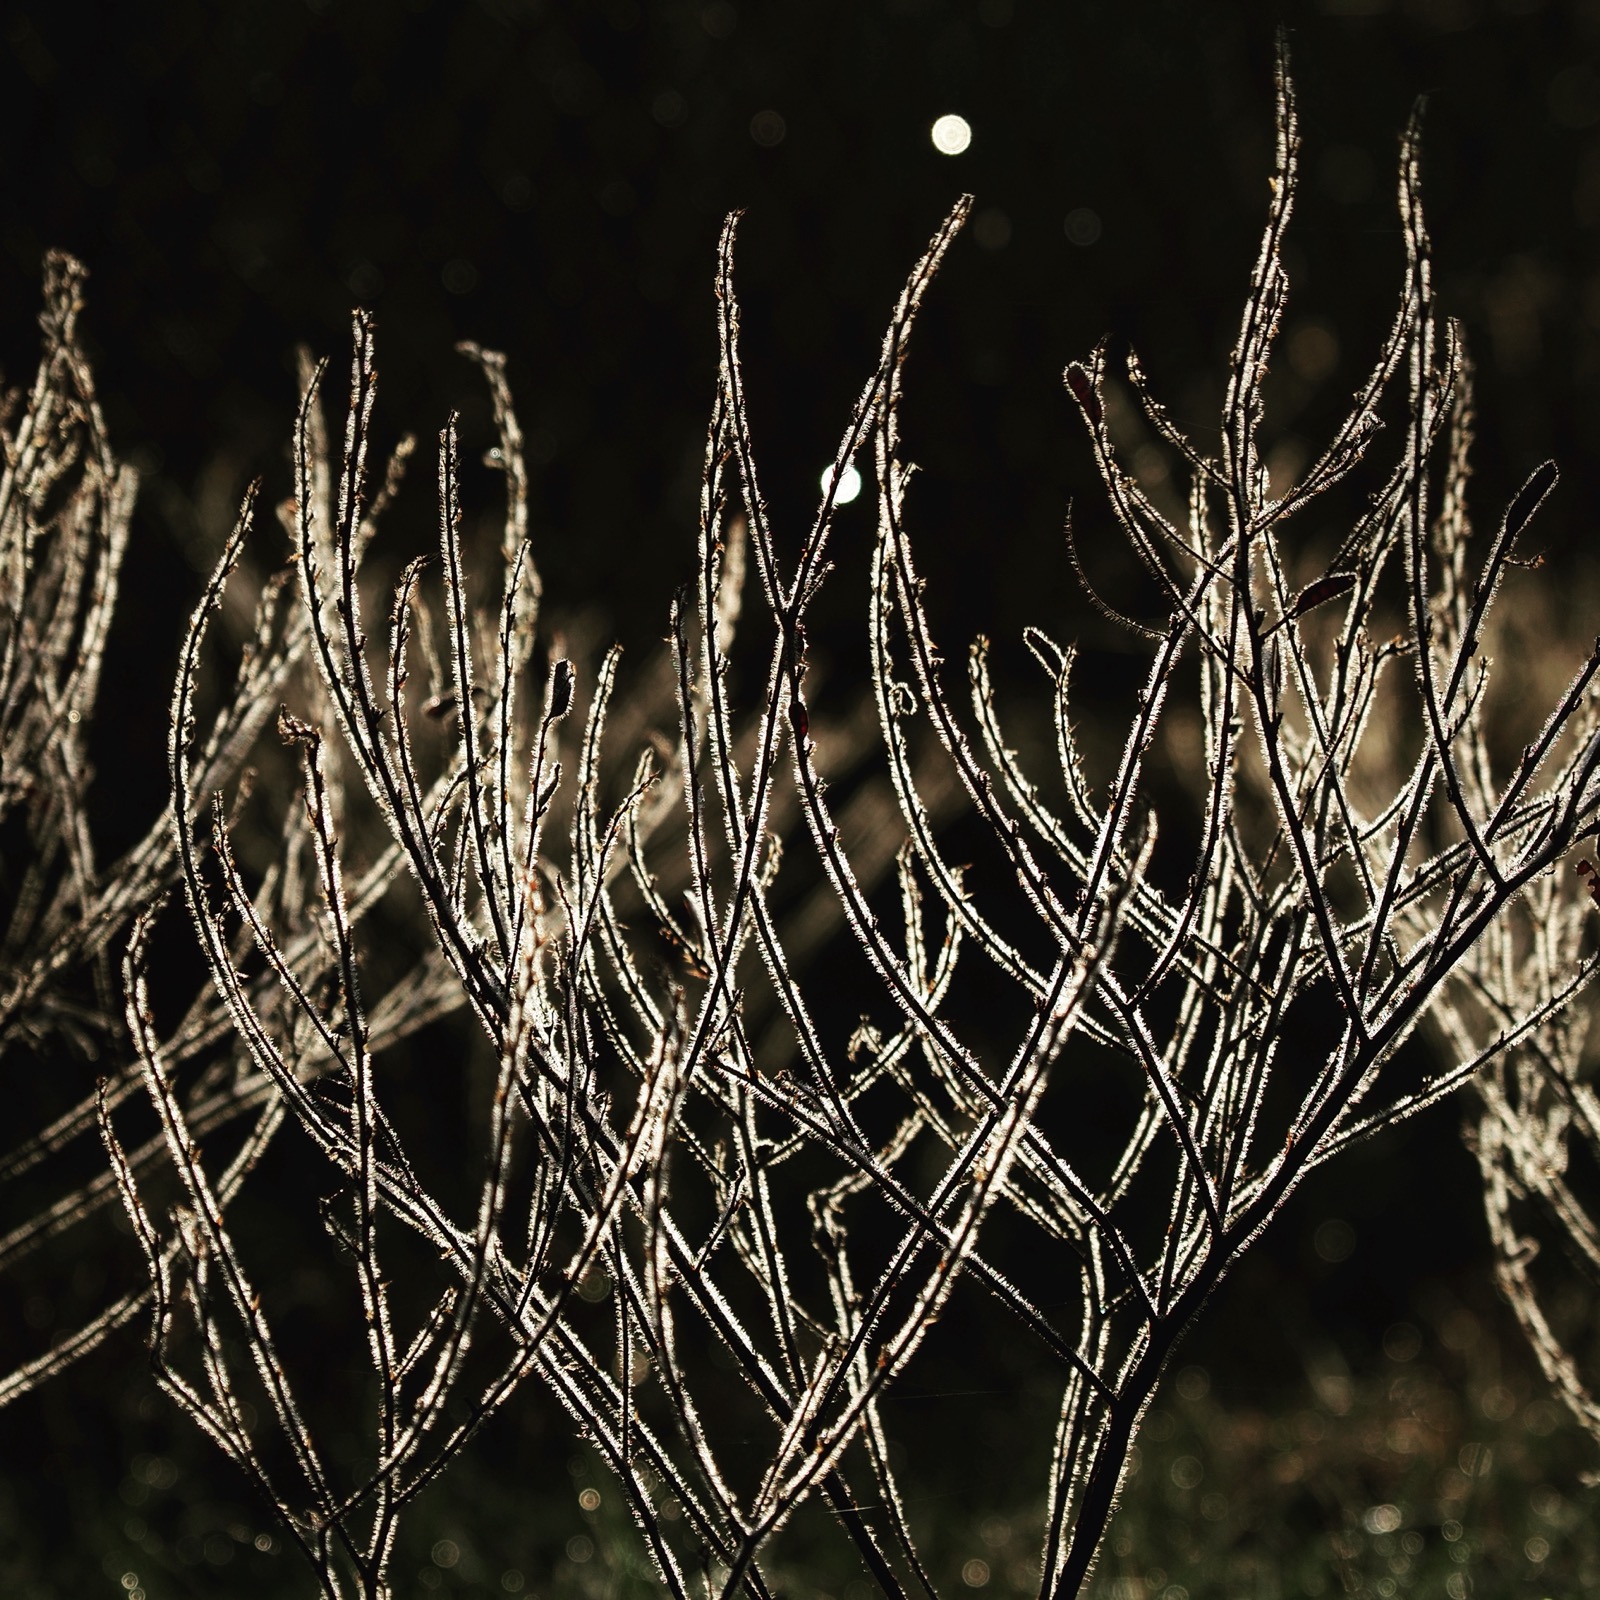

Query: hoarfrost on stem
3;36;1599;1600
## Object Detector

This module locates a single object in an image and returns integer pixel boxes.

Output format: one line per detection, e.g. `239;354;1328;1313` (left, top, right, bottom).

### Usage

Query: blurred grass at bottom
1083;1291;1600;1600
5;1279;1596;1600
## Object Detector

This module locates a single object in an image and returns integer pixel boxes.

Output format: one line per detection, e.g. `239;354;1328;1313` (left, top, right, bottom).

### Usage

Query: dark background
6;0;1600;635
3;0;1600;1592
5;0;1600;849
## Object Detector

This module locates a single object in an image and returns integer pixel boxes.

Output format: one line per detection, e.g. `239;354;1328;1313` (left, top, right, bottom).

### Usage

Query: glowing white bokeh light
930;114;972;156
821;462;862;505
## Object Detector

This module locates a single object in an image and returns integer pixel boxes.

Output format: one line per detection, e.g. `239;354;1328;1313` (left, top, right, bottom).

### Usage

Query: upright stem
1051;1247;1227;1600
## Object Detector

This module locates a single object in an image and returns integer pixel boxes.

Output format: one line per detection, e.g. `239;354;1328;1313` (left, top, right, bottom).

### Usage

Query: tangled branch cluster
3;50;1600;1600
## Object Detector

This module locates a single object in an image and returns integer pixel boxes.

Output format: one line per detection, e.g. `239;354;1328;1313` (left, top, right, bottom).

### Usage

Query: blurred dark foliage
4;0;1600;1593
